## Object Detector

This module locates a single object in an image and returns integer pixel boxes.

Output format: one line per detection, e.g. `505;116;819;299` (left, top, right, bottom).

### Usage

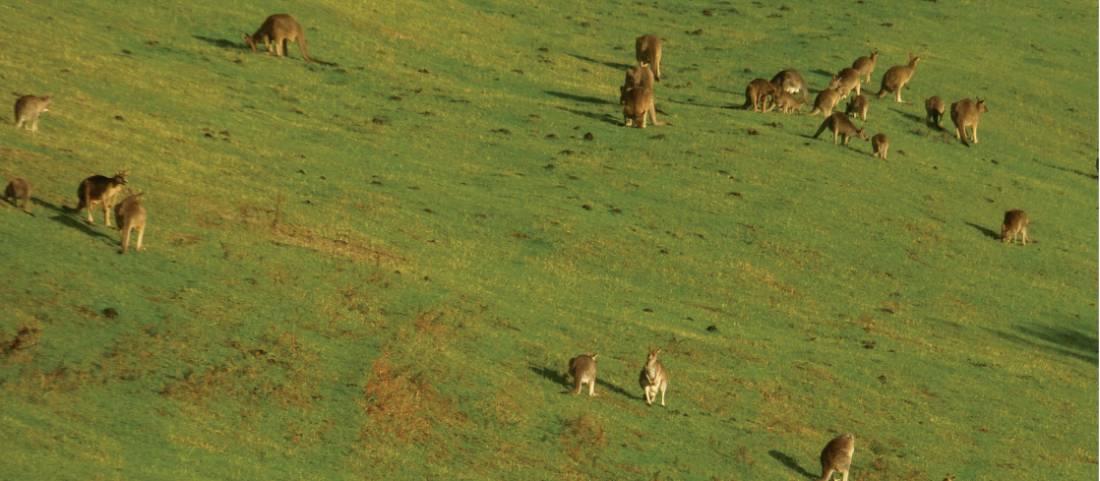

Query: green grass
0;1;1096;480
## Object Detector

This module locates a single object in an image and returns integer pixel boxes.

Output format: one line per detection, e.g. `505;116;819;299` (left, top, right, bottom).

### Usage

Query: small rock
642;307;653;313
706;325;719;332
702;9;714;16
746;128;759;135
583;132;594;141
581;204;592;210
113;115;125;121
102;308;119;319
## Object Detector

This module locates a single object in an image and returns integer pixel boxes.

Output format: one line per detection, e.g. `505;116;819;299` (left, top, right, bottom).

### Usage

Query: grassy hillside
0;1;1096;480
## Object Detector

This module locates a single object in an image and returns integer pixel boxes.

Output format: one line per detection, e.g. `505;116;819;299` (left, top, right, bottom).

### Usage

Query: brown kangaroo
243;14;312;62
1001;209;1030;245
638;347;669;407
635;34;663;81
876;54;920;102
774;90;805;114
845;94;869;121
819;433;855;481
4;177;31;212
623;85;659;128
75;171;128;225
813;112;867;145
807;76;844;117
771;69;807;100
871;133;889;160
925;96;945;128
114;193;147;254
851;50;879;83
835;67;862;98
13;95;51;133
950;98;987;145
743;78;777;112
620;64;655;105
568;353;598;396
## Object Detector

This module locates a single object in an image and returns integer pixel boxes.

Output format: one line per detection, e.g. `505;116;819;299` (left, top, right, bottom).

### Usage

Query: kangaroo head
113;171;128;185
857;129;868;140
243;34;257;52
870;50;879;60
590;353;598;360
976;98;987;113
908;53;921;66
826;75;841;90
647;347;662;363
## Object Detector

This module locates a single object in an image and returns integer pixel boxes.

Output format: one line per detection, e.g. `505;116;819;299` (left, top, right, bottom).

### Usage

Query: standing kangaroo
114;193;147;254
243;14;312;62
4;177;31;212
771;69;807;100
950;98;987;145
620;64;655;105
807;76;844;117
635;34;662;81
819;433;855;481
813;113;867;146
835;67;862;98
13;95;51;133
638;347;669;407
743;78;777;112
925;96;945;128
851;50;879;83
568;353;598;396
774;90;805;114
845;94;869;121
1001;209;1030;245
75;171;127;225
871;133;889;160
876;54;920;102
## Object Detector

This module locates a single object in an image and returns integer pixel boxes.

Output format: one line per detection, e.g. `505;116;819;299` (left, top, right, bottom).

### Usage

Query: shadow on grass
596;378;636;399
964;221;1000;240
556;106;621;126
193;35;244;50
528;364;569;391
1031;158;1099;180
33;197;114;242
545;90;613;105
889;108;924;124
990;326;1097;365
768;450;817;479
567;53;633;71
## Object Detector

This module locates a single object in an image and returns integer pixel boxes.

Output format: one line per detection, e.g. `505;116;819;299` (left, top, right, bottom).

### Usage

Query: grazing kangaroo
950;98;987;145
835;67;862;98
638;347;669;407
845;94;869;121
813;113;867;145
635;34;663;81
876;54;920;102
925;96;945;128
568;353;598;396
771;69;807;100
243;14;312;62
819;433;855;481
851;50;879;83
1001;209;1030;245
743;78;777;112
807;77;844;117
75;171;127;226
4;177;31;212
871;133;889;159
13;95;51;133
774;90;805;114
114;193;147;254
620;64;655;105
623;85;659;128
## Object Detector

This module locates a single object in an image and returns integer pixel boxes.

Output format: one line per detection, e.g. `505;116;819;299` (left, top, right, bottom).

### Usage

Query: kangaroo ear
591;353;598;360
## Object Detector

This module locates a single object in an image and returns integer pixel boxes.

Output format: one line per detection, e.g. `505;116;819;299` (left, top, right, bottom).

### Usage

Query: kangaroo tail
298;37;312;63
742;88;754;110
876;84;889;99
812;119;828;139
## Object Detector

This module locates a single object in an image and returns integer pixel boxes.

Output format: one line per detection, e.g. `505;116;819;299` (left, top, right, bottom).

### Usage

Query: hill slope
0;1;1096;480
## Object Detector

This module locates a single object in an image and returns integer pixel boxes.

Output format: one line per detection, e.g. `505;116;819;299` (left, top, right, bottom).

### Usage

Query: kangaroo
950;98;987;145
13;95;51;133
851;50;879;83
819;433;855;481
871;133;889;159
845;94;869;121
620;64;655;105
1001;209;1030;245
623;85;659;128
114;193;147;254
813;112;867;145
568;353;598;396
771;69;807;100
4;177;31;212
742;78;777;112
774;90;805;114
638;347;669;407
635;34;663;81
877;54;920;102
835;67;862;98
75;171;127;226
807;77;844;117
243;14;312;62
925;96;945;128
